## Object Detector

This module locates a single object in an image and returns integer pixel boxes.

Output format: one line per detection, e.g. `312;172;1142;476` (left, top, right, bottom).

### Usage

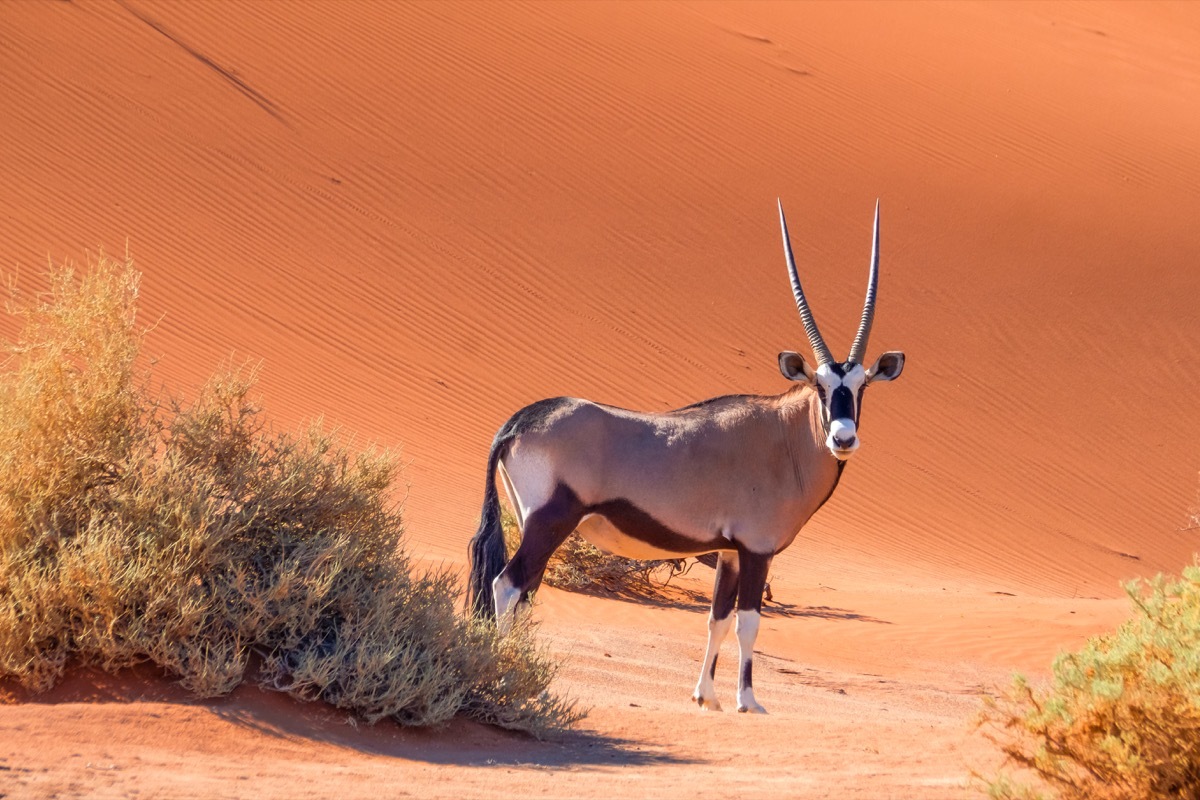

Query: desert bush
978;563;1200;799
500;506;695;598
0;251;580;736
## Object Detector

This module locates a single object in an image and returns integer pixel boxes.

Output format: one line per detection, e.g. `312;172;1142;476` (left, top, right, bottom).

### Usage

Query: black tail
468;433;510;619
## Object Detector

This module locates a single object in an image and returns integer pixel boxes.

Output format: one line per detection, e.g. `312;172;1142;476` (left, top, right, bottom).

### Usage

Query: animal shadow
763;600;892;624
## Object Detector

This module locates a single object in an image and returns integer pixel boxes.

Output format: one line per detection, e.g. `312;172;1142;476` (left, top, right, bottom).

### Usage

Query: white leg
735;609;766;713
693;612;734;711
493;573;521;636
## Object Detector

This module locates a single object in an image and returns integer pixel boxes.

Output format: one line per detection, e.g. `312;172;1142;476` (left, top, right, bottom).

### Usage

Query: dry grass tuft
0;251;581;736
978;562;1200;799
500;507;697;599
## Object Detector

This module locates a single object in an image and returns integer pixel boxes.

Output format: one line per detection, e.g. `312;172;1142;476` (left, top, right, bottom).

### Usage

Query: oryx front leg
694;551;738;711
734;549;772;714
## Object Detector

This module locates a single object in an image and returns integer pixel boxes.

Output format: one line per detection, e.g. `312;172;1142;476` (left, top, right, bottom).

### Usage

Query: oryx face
776;199;906;461
779;351;905;460
816;361;867;459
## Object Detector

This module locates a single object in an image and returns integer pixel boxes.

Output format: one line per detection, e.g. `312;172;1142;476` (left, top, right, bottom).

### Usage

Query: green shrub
0;251;581;736
978;563;1200;799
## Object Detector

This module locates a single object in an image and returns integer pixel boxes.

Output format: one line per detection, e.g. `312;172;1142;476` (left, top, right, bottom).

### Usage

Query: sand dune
2;1;1199;796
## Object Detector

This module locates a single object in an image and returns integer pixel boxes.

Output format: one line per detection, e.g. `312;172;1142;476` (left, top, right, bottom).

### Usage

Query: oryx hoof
737;703;767;714
694;693;724;712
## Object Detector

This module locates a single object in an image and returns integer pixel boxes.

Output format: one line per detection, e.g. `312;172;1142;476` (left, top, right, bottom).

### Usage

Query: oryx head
776;200;905;461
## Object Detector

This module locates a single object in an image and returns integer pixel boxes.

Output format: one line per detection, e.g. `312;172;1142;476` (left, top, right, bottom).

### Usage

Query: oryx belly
575;514;696;560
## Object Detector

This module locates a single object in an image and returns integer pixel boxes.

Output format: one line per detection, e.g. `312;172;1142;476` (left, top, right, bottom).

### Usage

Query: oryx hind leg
734;548;773;714
694;551;738;711
493;483;584;634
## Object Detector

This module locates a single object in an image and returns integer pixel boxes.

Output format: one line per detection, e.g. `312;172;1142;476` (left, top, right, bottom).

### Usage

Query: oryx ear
866;351;905;383
778;351;816;384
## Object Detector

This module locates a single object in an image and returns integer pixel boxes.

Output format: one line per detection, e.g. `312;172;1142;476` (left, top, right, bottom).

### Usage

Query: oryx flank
468;200;905;713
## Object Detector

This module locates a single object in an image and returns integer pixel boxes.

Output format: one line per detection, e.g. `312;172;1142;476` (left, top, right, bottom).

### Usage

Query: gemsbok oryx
468;200;905;713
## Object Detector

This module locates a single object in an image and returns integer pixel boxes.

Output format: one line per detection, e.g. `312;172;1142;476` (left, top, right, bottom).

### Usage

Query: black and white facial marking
813;361;867;460
779;350;905;461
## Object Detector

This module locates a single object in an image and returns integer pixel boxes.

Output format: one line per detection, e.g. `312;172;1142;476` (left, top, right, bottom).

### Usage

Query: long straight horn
778;199;834;367
847;199;880;365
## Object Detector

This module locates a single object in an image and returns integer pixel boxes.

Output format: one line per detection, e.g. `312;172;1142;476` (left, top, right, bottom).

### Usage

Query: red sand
2;1;1198;797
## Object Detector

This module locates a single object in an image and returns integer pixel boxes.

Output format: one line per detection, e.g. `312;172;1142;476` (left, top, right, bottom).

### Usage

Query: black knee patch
712;556;740;620
735;547;772;613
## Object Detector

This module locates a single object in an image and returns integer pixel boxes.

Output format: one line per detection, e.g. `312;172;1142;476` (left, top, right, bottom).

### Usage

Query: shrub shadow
213;697;697;768
2;665;695;769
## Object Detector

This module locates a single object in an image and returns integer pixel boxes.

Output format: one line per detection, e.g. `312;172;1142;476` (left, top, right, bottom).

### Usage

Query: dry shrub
0;251;581;736
500;506;695;598
978;563;1200;799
